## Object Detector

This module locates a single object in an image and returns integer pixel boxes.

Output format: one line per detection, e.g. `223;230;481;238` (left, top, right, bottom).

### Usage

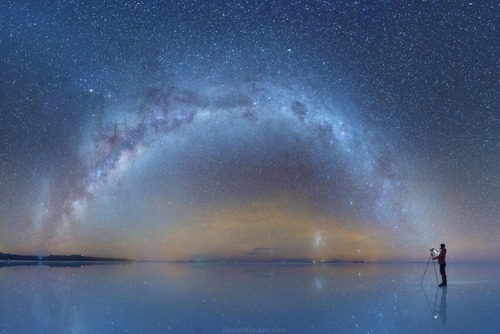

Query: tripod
420;252;439;285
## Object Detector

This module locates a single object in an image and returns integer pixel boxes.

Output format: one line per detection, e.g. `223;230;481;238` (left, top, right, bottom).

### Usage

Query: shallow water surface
0;262;498;333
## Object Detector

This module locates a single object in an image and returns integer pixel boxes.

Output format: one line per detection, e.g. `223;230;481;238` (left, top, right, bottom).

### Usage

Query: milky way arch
38;81;405;249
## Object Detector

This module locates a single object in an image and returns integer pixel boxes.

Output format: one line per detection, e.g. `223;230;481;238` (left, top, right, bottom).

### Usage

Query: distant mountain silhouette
0;252;130;263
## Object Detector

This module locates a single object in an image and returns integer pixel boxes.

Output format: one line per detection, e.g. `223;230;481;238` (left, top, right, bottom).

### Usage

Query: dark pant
439;264;446;275
439;264;447;286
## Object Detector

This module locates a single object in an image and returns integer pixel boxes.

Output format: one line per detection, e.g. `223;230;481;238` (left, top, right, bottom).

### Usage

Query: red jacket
433;249;446;264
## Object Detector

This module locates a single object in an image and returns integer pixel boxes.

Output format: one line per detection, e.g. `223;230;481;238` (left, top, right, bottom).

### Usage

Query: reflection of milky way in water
43;81;406;247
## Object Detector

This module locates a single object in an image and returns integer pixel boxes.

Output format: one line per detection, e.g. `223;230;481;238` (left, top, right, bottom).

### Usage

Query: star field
0;1;498;261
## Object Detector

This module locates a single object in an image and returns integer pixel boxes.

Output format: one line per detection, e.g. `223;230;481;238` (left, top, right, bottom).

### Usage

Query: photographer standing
432;244;447;287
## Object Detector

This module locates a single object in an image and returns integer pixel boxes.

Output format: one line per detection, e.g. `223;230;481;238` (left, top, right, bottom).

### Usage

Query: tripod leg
432;258;439;285
420;253;432;285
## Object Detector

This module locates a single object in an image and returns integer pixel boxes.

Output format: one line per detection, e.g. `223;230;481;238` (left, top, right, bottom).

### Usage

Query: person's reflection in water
437;288;448;324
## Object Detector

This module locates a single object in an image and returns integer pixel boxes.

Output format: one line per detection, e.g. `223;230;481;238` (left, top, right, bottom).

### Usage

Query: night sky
1;1;498;261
